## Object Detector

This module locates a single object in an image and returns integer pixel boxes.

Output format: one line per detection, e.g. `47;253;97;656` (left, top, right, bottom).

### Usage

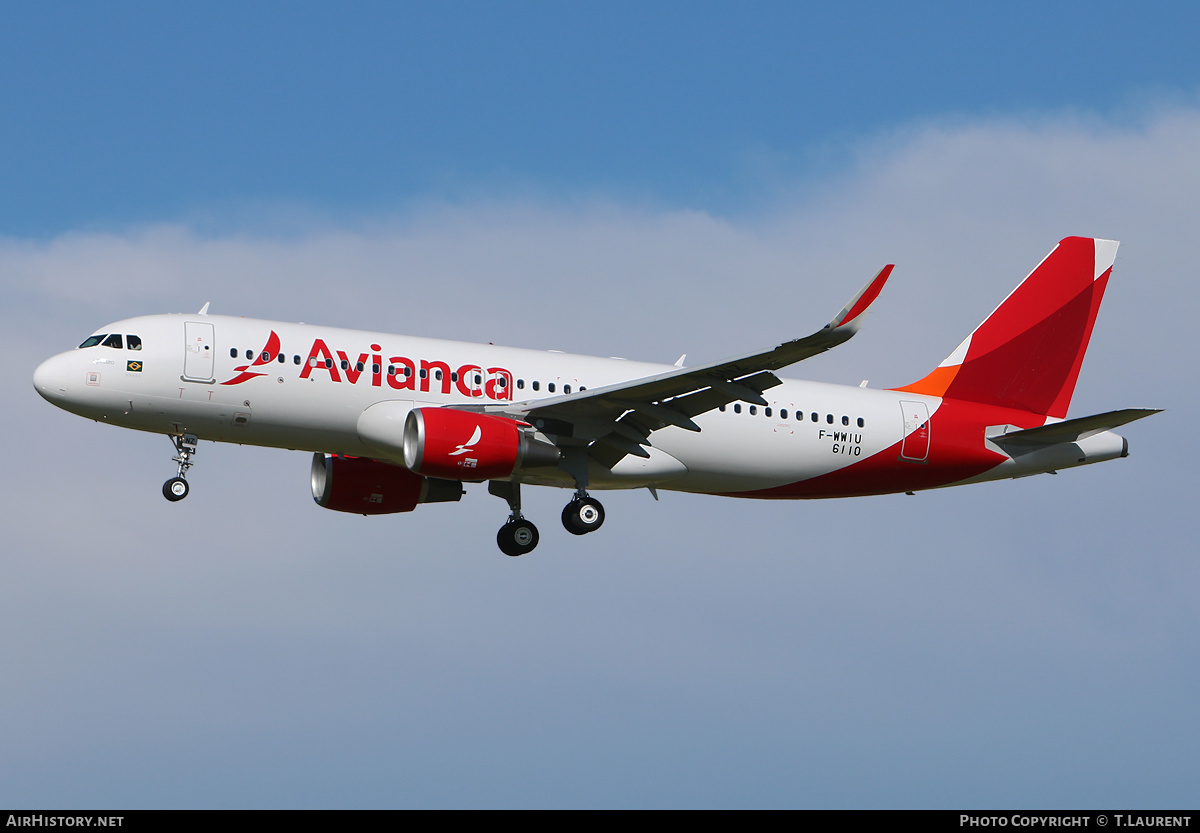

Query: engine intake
311;454;463;515
402;408;561;481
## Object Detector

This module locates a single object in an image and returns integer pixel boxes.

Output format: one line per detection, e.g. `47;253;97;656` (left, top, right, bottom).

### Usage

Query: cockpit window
101;334;123;349
79;335;106;349
126;335;142;350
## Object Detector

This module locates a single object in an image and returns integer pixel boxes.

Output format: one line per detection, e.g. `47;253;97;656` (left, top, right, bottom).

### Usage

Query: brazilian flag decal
127;360;143;372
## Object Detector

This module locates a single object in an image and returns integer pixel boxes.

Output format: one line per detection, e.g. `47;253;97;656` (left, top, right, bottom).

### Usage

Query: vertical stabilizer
892;237;1117;419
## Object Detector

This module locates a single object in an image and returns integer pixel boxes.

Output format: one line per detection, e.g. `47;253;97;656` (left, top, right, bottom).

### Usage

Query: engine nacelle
311;454;463;515
402;408;561;481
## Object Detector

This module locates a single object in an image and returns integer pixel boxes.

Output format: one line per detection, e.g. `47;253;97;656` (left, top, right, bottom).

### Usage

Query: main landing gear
562;493;605;536
162;433;198;502
490;481;539;556
488;482;606;556
497;518;539;557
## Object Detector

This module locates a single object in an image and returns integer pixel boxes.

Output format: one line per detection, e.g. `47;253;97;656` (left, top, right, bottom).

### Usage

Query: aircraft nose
32;353;71;402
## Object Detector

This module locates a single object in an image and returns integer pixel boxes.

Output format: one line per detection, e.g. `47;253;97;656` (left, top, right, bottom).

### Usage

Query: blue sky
4;2;1199;809
5;2;1199;233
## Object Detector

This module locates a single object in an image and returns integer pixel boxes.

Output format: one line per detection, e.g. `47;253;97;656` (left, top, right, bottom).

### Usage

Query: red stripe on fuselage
717;398;1046;499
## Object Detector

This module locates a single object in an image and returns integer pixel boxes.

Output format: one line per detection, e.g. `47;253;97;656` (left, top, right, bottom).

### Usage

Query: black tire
497;519;539;556
163;477;189;502
561;496;605;535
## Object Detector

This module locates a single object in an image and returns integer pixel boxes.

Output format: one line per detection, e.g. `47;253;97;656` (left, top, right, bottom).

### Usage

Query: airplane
32;236;1157;556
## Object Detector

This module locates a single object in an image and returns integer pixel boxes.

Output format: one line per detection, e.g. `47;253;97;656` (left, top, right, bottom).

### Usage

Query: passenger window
356;362;364;372
277;353;285;363
579;386;586;391
780;409;787;419
436;369;443;381
340;360;349;370
420;368;428;379
765;407;772;417
293;355;301;365
842;416;849;426
857;417;865;427
749;405;757;415
733;404;741;413
564;384;571;394
548;383;556;393
230;348;238;358
262;352;271;362
517;379;525;390
102;334;123;349
826;414;834;424
244;349;252;360
532;381;540;391
811;413;818;422
325;358;333;368
372;363;380;373
719;404;726;412
126;335;142;350
498;377;507;389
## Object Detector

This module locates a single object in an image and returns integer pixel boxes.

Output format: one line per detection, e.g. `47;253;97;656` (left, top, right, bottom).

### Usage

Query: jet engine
402;408;561;481
311;453;463;515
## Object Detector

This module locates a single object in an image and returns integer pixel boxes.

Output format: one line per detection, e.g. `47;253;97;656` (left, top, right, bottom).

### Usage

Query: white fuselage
32;312;1125;498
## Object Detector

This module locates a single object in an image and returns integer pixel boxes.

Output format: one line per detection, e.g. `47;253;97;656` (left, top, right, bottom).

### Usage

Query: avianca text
295;338;514;400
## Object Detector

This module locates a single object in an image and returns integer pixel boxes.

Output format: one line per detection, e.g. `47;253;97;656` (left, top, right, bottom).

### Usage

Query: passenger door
183;321;215;382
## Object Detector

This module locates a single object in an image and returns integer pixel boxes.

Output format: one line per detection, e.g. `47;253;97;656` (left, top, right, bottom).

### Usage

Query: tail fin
892;237;1117;419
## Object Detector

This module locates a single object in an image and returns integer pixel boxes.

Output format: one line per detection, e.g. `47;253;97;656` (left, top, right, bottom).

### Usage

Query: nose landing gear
163;433;198;502
163;477;189;501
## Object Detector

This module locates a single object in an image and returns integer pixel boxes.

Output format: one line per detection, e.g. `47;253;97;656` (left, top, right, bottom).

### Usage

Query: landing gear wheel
165;434;198;502
562;496;605;535
497;519;539;556
163;477;189;502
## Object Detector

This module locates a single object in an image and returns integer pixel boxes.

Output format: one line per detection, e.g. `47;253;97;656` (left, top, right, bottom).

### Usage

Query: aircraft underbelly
654;420;903;494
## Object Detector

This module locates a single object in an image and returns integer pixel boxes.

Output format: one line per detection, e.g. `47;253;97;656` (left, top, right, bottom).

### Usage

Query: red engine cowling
402;408;561;481
311;454;463;515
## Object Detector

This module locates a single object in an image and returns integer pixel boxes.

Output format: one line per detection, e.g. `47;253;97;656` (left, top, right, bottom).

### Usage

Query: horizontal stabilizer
988;408;1161;447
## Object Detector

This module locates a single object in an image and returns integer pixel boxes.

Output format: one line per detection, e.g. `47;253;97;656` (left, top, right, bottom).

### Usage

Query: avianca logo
221;331;281;386
297;338;514;401
449;426;482;457
220;334;514;401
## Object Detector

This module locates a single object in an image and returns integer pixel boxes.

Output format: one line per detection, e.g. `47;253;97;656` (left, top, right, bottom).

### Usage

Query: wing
473;264;894;464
